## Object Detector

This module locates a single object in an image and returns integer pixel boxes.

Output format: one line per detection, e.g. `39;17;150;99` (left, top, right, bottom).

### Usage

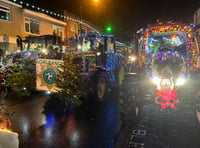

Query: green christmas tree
56;53;87;107
6;58;36;96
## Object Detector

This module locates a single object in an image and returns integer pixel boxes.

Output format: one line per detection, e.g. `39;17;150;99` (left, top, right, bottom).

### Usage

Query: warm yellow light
94;0;99;2
0;128;12;133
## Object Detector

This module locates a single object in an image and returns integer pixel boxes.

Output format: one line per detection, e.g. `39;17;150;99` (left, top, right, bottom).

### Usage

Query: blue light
45;114;55;127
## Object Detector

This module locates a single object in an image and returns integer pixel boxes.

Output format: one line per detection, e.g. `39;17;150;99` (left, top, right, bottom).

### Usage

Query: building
63;10;100;49
0;0;22;53
0;0;100;53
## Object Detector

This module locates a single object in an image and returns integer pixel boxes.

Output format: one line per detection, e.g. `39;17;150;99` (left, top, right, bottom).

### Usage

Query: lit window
24;17;40;34
53;25;63;39
0;5;11;21
71;22;77;33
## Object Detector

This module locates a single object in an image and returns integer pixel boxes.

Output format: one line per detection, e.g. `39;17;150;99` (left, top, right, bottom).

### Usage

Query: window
53;25;64;39
24;18;40;34
0;5;11;21
71;22;77;33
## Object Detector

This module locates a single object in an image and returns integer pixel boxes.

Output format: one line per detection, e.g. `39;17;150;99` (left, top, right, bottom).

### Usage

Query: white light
152;77;161;85
23;87;26;90
77;45;82;50
129;56;136;62
42;48;47;55
27;52;31;56
97;52;101;56
47;91;51;95
176;78;186;86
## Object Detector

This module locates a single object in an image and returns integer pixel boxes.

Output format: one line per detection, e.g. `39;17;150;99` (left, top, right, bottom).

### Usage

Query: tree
56;53;87;107
6;58;36;96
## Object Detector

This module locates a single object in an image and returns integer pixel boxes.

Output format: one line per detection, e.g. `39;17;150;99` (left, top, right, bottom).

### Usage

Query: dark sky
24;0;200;41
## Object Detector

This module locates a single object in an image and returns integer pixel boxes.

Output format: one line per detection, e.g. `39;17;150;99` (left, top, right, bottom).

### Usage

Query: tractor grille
153;55;185;78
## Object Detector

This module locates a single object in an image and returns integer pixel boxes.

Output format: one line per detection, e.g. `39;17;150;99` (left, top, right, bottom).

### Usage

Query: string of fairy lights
141;24;196;78
8;0;99;33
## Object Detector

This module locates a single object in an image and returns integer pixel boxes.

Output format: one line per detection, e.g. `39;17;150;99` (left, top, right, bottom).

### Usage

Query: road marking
128;129;146;148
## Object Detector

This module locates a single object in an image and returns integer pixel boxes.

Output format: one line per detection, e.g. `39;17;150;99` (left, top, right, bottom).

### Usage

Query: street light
79;0;99;36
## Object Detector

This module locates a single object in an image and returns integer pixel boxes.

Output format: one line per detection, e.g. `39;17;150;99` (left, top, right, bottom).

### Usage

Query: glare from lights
97;52;101;56
176;78;186;86
42;48;48;55
46;91;51;95
77;45;82;50
152;77;161;85
129;56;136;62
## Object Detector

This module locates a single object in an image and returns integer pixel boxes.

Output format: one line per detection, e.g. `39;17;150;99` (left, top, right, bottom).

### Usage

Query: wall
0;1;23;53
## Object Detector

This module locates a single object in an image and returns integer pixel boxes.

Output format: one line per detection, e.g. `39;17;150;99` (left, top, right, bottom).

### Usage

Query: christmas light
9;0;99;33
0;129;12;133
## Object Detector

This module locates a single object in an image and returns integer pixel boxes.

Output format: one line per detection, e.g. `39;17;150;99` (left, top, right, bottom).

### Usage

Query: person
47;46;54;59
54;48;63;59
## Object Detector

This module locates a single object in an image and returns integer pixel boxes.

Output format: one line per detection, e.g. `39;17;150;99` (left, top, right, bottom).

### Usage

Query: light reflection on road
7;90;121;148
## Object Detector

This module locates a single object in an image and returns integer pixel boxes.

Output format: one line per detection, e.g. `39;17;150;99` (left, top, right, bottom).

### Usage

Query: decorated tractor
69;33;125;100
138;23;198;109
36;33;125;101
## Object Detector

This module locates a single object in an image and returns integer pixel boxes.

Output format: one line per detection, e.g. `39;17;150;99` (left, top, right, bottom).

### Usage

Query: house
0;0;100;53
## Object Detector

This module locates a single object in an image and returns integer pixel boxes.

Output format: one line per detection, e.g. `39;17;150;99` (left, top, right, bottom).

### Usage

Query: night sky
24;0;200;41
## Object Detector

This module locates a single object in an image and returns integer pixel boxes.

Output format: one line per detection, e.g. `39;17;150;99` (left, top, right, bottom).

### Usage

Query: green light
106;26;112;33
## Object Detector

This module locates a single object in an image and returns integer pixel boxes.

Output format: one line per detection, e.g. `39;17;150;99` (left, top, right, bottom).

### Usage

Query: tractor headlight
129;55;136;62
176;78;186;86
152;77;161;85
42;48;48;55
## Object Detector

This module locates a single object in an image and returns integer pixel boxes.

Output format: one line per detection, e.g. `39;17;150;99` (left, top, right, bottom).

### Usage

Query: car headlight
176;78;186;86
152;77;161;85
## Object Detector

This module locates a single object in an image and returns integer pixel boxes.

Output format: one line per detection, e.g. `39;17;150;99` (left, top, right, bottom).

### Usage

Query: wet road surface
136;102;200;148
5;90;121;148
116;78;200;148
